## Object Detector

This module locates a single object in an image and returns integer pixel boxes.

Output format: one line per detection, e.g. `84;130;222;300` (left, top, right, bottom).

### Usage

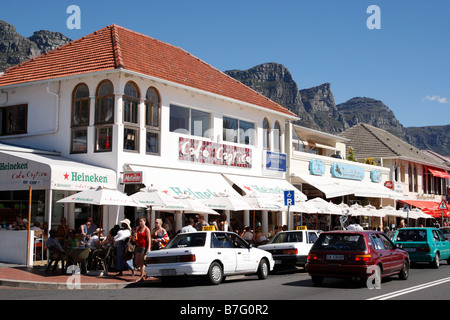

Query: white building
0;24;303;262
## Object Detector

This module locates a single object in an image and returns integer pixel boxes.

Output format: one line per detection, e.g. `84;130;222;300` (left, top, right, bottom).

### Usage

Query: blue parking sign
284;190;295;206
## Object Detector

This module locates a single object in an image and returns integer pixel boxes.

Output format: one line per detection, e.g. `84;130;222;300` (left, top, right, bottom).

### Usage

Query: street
2;263;450;303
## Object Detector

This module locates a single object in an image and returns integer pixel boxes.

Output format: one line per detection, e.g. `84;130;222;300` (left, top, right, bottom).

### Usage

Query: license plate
326;254;344;260
404;248;416;252
160;269;176;276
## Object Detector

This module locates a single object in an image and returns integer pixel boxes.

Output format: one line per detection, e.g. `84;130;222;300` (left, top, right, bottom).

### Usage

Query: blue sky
2;0;449;127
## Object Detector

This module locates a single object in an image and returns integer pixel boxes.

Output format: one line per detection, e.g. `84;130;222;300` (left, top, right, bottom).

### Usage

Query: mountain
0;20;71;72
225;63;450;156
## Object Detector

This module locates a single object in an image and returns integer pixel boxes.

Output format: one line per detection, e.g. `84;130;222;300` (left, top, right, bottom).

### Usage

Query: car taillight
307;254;317;262
355;254;372;262
179;254;196;262
418;247;430;252
282;249;298;255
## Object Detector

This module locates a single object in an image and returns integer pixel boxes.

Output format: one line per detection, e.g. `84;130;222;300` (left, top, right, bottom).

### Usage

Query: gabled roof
339;123;449;169
0;24;297;118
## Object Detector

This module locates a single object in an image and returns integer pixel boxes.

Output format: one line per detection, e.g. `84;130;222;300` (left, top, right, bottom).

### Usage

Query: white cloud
422;95;449;104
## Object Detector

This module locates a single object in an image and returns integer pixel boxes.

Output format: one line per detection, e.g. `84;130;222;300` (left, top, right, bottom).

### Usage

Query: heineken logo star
63;172;69;180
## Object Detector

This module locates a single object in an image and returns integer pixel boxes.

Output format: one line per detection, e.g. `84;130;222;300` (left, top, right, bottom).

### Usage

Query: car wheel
207;262;223;285
431;252;440;269
311;276;324;286
257;259;269;280
398;260;409;280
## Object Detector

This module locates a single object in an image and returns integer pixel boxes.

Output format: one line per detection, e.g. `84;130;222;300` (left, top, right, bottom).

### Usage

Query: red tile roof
0;25;297;118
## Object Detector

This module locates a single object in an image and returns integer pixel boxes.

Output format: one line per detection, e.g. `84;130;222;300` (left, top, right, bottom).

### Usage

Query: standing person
195;214;209;231
134;217;150;282
151;218;169;250
114;219;134;277
180;218;197;233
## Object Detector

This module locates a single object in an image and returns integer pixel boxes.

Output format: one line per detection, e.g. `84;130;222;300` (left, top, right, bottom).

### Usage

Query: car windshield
165;232;206;248
311;233;366;251
269;232;303;244
394;229;427;242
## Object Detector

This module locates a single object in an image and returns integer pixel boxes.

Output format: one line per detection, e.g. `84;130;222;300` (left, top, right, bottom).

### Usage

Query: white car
258;230;319;269
145;231;275;285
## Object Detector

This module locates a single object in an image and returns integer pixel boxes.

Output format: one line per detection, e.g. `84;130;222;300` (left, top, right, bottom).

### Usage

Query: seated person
46;230;69;273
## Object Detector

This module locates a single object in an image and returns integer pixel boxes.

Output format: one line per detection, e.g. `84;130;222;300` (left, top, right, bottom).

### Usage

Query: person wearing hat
114;219;135;276
87;228;104;250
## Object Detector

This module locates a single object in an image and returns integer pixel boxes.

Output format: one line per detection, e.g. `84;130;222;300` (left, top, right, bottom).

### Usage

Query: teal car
392;227;450;268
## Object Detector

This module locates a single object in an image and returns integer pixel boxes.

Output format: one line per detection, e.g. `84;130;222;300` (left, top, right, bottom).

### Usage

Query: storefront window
145;87;160;155
263;118;270;150
273;121;281;152
0;104;27;136
170;104;211;138
223;116;255;146
95;126;112;152
71;84;89;153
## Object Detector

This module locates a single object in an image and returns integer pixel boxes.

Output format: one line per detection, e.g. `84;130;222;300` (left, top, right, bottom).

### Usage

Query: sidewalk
0;262;158;290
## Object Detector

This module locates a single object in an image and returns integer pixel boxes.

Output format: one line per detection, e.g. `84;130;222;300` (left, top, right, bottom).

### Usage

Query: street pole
26;185;32;266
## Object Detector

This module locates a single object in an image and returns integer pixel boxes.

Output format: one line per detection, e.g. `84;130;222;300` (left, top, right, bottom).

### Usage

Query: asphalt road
2;263;450;306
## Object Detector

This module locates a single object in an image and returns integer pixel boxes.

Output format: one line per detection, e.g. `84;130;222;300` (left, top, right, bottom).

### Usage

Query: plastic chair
92;246;112;274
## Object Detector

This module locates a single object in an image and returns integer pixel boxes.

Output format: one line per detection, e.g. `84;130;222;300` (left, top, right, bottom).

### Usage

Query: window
263;118;270;150
95;80;114;124
145;87;160;155
0;104;27;136
273;121;281;152
95;80;114;152
170;104;211;138
71;84;89;153
223;116;255;145
123;82;140;152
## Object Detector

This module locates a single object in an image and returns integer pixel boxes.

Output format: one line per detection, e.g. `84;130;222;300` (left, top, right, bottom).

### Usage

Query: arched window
71;83;89;153
123;82;140;152
274;121;281;152
145;87;161;154
94;80;114;152
263;118;270;150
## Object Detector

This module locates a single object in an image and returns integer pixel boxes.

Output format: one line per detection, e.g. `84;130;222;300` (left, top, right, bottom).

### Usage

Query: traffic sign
438;200;448;210
284;190;295;206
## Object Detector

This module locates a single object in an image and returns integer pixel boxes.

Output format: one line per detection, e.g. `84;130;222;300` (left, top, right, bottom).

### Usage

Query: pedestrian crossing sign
438;200;448;210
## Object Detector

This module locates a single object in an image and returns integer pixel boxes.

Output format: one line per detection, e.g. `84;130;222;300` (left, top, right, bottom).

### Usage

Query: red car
306;230;410;286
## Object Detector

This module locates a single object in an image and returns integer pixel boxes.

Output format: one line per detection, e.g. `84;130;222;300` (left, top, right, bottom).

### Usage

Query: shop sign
384;181;394;189
309;159;325;176
370;169;381;183
179;137;252;168
266;151;286;172
123;172;142;184
331;163;364;181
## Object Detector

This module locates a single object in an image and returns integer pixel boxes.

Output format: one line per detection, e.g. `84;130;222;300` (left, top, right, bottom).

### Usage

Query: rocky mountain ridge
0;20;71;72
225;63;449;156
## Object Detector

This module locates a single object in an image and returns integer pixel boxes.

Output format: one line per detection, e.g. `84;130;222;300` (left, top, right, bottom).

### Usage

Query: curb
0;277;130;290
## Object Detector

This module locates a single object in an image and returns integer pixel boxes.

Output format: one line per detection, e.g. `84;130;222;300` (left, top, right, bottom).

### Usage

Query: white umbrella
57;186;145;228
57;186;145;207
202;191;253;211
173;194;220;215
130;186;186;210
306;197;342;215
363;204;385;218
243;193;282;211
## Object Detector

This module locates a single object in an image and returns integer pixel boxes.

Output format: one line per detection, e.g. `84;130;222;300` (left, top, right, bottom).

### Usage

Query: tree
347;147;357;162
